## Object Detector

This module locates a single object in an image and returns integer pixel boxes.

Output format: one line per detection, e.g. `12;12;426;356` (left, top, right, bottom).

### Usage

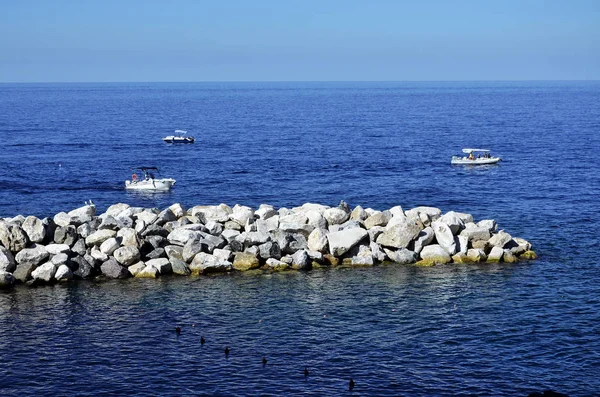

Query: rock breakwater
0;201;537;289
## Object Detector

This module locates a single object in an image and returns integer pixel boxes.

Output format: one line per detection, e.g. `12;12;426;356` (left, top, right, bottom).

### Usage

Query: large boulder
169;258;191;275
154;208;177;226
255;204;276;220
100;258;130;278
487;246;504;262
45;243;70;255
245;231;271;246
307;228;328;253
103;203;131;217
164;245;184;261
22;216;46;243
190;205;230;223
0;246;16;273
168;203;186;218
466;248;487;262
190;252;232;274
323;208;349;226
113;246;141;266
348;245;374;266
232;252;260;271
167;228;203;246
54;225;78;246
265;258;289;271
146;258;172;275
50;253;69;267
135;265;159;278
13;263;37;282
67;204;96;225
15;245;49;267
258;241;281;259
350;205;368;221
100;237;120;256
256;217;279;234
0;221;29;253
405;206;441;226
31;263;57;283
488;230;512;248
291;249;311;270
363;211;392;229
182;238;209;263
70;255;94;279
418;244;451;265
229;205;254;226
376;218;421;249
85;229;117;247
431;221;457;255
413;227;435;254
327;228;368;256
439;211;464;235
116;228;140;247
460;227;491;242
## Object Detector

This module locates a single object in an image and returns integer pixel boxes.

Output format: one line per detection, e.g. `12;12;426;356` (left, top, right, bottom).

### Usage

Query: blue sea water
0;81;599;396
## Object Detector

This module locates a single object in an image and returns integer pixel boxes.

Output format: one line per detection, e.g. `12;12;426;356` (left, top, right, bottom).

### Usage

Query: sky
0;0;598;82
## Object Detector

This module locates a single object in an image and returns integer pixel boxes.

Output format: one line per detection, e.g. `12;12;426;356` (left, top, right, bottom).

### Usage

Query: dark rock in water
0;271;16;289
101;258;130;279
13;262;37;282
348;378;355;391
54;225;78;246
169;258;191;276
527;390;570;397
71;255;94;279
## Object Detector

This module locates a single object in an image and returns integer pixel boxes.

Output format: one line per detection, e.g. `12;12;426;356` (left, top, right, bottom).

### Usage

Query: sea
0;81;599;396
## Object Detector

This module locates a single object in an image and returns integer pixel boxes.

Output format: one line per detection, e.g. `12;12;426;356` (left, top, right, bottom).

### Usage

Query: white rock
190;252;232;274
487;246;504;262
50;253;69;266
103;203;131;217
431;221;457;255
488;230;512;248
255;204;276;220
413;227;435;254
324;208;349;226
327;228;368;256
113;246;140;266
168;203;186;218
31;263;57;282
85;229;117;246
0;246;16;273
419;244;451;264
376;218;421;249
45;243;71;255
117;227;140;247
477;219;497;232
135;265;159;278
15;245;49;267
100;237;120;255
54;264;73;281
167;228;203;246
67;204;96;224
90;246;109;262
135;210;159;225
229;205;254;226
364;211;392;229
146;258;172;274
256;216;279;233
22;216;46;243
460;227;491;242
439;211;465;235
307;228;328;253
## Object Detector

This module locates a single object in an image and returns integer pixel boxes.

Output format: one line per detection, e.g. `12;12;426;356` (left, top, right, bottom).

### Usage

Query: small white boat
163;130;194;143
125;167;176;191
451;149;501;165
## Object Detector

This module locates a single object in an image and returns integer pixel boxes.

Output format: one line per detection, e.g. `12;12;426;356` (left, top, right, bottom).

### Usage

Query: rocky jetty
0;202;537;289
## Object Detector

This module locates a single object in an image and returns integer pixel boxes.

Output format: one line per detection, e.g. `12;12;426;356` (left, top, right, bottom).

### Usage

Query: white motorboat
451;149;501;165
125;167;176;191
163;130;194;143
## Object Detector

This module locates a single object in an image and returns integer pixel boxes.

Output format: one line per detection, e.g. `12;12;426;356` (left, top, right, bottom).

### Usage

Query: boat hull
125;178;176;190
451;156;501;165
163;136;194;143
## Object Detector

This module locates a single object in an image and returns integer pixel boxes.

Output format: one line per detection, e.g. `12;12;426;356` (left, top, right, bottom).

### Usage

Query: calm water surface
0;82;599;396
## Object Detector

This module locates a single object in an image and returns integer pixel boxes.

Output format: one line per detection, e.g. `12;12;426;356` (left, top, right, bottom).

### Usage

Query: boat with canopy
451;149;501;165
163;130;195;143
125;167;176;190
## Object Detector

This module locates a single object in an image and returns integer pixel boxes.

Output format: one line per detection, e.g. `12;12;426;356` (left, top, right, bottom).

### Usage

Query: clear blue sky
1;0;598;82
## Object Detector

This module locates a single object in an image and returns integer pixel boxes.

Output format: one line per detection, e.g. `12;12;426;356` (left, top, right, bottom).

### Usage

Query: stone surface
323;208;349;226
101;258;130;278
100;237;120;256
291;249;310;270
146;258;172;275
0;222;29;253
0;271;16;289
364;211;392;229
0;246;16;273
487;246;504;262
488;230;512;248
232;252;260;271
439;211;464;235
22;216;46;243
466;248;487;262
384;248;417;264
13;263;37;282
117;228;140;247
54;264;73;281
327;228;368;256
15;245;49;267
135;265;159;278
31;263;57;282
85;229;117;246
413;227;435;254
431;221;457;255
113;246;141;266
418;244;451;265
45;243;70;255
520;250;538;260
167;228;203;246
376;219;421;249
265;258;289;271
350;205;368;221
307;228;328;253
169;258;191;275
71;256;94;279
190;252;233;274
503;250;518;263
50;253;69;266
128;262;146;277
460;227;491;242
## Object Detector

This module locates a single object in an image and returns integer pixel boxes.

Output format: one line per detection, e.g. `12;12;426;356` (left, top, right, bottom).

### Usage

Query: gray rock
135;210;159;225
258;241;281;259
164;245;184;261
477;219;497;232
488;230;512;248
405;206;441;224
245;231;271;246
413;227;435;254
169;258;191;275
256;217;279;233
190;252;233;274
229;205;254;226
98;215;120;231
232;252;260;271
205;220;224;236
85;229;117;246
370;242;387;262
0;271;16;289
135;265;159;278
456;235;469;255
140;224;169;238
418;244;451;265
101;258;130;278
15;245;49;267
244;245;260;257
90;246;109;262
117;228;140;247
376;219;421;249
305;210;327;229
22;216;46;243
54;264;73;281
367;226;385;243
146;258;172;275
487;246;504;262
431;221;457;255
279;222;314;236
77;222;94;239
45;243;70;255
327;228;368;256
13;263;37;282
287;233;308;253
31;263;57;282
0;246;16;273
323;208;349;226
145;248;165;260
255;204;276;220
350;205;368;221
291;249;310;270
384;248;417;264
224;221;242;230
167;228;204;246
113;246;141;266
103;203;131;217
221;229;241;243
439;211;465;235
70;255;94;279
67;204;96;225
460;227;491;242
154;208;177;226
265;258;289;271
71;238;87;256
349;245;374;266
213;248;233;262
364;211;392;229
0;221;29;253
279;212;308;225
53;212;72;227
307;228;328;253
